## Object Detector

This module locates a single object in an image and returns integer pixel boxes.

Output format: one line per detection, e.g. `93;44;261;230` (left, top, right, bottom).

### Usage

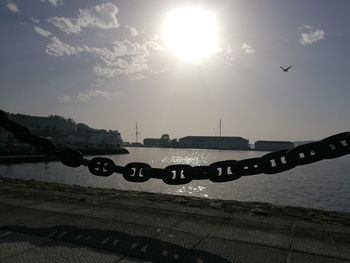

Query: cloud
44;36;161;78
48;2;119;34
125;25;138;37
298;25;313;30
41;0;64;7
6;2;21;14
224;46;236;64
77;89;120;101
45;36;78;56
299;25;325;45
58;95;71;103
30;17;40;23
33;26;52;37
88;40;161;78
241;43;255;54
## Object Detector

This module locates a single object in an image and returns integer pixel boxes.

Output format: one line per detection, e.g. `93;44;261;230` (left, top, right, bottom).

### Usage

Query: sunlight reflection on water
161;152;210;166
177;185;209;197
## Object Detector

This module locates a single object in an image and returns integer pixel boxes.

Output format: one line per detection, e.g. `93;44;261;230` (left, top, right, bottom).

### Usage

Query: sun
162;7;220;64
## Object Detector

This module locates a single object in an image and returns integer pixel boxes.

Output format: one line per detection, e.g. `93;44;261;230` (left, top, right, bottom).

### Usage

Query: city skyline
1;0;350;142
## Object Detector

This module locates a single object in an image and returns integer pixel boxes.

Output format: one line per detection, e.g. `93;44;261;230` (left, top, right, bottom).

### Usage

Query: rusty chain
1;110;349;185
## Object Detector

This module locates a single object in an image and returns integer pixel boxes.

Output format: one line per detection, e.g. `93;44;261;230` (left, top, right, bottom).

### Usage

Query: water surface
1;147;349;212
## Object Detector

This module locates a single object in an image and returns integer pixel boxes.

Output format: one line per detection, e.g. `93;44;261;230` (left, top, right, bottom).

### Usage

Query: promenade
0;177;349;262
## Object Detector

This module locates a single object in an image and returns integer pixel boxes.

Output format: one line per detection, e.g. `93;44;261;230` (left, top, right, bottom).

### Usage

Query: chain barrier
1;109;349;185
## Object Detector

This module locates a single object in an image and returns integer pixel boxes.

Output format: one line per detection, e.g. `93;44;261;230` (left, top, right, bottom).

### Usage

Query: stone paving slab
117;207;190;229
286;252;350;263
18;213;160;239
291;226;337;258
172;214;225;237
106;196;154;208
329;232;350;260
0;203;13;212
67;204;189;229
67;204;138;220
155;229;204;249
144;200;201;214
118;257;152;263
26;201;82;213
2;239;123;263
0;230;50;261
186;237;288;263
212;220;291;249
0;206;54;226
0;196;42;207
293;220;350;235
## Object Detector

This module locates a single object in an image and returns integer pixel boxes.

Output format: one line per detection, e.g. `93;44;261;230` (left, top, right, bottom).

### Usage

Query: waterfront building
255;140;294;151
179;136;249;150
143;138;161;147
67;129;123;148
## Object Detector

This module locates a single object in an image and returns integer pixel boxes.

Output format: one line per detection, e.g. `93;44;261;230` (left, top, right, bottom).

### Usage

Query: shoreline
0;147;129;164
1;176;349;226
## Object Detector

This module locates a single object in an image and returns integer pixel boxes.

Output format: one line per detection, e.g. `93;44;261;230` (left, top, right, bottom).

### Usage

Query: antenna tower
135;122;140;143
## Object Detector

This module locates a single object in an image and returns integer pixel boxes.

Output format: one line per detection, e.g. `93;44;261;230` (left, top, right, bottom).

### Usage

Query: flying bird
280;66;292;72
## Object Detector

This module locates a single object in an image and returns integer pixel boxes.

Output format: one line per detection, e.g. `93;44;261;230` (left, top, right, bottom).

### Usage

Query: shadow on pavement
1;225;230;263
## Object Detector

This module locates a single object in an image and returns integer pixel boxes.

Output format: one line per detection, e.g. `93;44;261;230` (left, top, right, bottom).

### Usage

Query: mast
135;122;139;143
219;119;222;137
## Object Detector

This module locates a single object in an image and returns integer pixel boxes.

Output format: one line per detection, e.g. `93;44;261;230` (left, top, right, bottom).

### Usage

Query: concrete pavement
0;178;349;262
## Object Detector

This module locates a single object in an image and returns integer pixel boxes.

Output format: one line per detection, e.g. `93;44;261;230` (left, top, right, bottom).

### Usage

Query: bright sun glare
162;7;220;64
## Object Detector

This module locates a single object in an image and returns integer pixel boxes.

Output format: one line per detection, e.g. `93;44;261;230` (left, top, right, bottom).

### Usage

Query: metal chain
1;109;349;185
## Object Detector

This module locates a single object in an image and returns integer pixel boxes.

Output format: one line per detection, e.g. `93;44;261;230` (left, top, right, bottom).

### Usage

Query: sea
0;147;349;212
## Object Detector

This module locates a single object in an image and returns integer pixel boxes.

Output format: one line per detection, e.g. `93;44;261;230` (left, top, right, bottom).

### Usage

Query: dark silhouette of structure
255;140;294;151
179;136;249;150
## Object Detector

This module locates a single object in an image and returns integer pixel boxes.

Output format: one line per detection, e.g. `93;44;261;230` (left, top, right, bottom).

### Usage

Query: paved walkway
0;180;349;262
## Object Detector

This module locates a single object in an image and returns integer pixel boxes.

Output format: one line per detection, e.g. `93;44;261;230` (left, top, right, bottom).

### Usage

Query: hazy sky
1;0;350;143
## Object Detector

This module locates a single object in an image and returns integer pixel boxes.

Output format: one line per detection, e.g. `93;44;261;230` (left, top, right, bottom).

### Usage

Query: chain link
262;149;295;174
1;109;349;185
124;162;151;182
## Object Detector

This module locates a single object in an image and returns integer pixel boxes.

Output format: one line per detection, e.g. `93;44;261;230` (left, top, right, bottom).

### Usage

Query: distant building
255;141;294;151
179;136;249;150
130;142;143;147
67;129;123;148
123;142;131;147
143;138;161;147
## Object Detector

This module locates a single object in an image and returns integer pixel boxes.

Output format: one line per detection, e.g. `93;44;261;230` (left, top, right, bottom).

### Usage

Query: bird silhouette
280;66;292;72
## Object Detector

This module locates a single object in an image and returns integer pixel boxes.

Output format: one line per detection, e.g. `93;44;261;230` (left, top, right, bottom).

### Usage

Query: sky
1;0;350;143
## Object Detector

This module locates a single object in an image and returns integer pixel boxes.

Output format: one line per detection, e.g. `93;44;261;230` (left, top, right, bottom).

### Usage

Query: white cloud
58;95;71;103
88;40;161;78
41;0;64;7
125;25;138;37
224;46;236;64
77;89;120;101
93;66;120;78
298;25;313;30
44;36;161;78
45;36;78;56
30;17;40;23
48;2;119;34
33;26;52;37
6;2;21;14
241;43;255;54
299;25;325;45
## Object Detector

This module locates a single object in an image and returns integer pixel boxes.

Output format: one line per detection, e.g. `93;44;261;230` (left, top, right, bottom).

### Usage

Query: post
135;122;139;143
